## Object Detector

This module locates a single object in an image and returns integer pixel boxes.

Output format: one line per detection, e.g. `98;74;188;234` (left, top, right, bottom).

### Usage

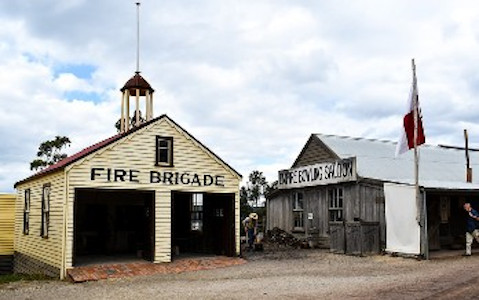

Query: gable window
41;184;51;238
191;193;203;231
156;136;173;166
293;192;304;230
328;188;343;222
23;189;30;235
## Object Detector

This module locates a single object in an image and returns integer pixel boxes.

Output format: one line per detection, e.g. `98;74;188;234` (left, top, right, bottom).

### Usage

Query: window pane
191;220;202;231
298;195;303;209
159;149;168;163
294;211;304;228
157;137;173;165
195;194;203;206
43;187;50;212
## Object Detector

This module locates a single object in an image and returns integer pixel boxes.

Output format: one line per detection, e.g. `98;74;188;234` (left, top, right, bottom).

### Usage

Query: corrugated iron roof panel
316;134;479;189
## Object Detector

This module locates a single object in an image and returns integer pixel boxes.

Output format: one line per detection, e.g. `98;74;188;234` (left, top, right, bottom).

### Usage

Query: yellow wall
0;194;15;255
65;117;241;268
14;171;65;270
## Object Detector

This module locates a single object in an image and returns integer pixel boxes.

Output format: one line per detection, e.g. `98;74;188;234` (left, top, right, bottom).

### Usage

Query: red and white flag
395;76;425;156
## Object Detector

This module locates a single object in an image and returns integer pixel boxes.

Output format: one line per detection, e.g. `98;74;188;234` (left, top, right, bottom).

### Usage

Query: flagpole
412;59;421;224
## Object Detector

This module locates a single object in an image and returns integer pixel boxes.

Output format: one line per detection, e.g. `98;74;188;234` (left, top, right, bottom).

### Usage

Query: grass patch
0;273;52;285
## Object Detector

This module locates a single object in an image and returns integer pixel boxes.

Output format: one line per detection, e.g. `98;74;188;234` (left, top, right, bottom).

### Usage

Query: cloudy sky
1;1;479;192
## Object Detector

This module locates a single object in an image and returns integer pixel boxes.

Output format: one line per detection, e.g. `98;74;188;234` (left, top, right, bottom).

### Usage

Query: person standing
463;202;479;256
242;213;258;251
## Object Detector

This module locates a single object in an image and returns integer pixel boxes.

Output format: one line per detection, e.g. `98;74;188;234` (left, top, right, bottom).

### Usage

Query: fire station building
13;73;241;279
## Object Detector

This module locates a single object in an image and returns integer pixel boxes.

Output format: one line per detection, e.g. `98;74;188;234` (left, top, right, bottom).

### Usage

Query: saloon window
41;184;51;238
156;136;173;166
328;187;343;222
23;189;31;235
191;193;203;231
293;192;304;231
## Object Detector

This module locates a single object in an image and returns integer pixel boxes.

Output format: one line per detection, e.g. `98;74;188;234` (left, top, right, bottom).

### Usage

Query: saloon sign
278;158;357;189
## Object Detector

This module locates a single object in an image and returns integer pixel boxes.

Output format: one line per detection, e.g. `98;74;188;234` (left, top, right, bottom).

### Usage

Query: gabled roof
315;133;479;190
291;134;339;168
15;115;241;187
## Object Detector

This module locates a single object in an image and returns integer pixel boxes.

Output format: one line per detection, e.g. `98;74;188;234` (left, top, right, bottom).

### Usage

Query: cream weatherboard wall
0;194;15;256
14;171;65;275
64;117;241;269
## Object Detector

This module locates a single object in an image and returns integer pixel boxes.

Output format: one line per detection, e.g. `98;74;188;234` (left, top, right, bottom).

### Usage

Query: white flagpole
412;59;421;224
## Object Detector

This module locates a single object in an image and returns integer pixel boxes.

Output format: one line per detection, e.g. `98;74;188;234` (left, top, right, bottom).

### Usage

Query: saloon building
13;73;241;279
267;133;479;257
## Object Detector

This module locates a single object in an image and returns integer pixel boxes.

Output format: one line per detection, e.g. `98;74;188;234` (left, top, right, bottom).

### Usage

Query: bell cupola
119;2;154;133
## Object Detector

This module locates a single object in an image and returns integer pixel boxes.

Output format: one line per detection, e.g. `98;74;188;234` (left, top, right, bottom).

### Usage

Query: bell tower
119;2;154;133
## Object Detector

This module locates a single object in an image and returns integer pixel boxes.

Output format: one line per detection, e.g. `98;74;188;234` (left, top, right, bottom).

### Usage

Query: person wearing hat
243;213;258;251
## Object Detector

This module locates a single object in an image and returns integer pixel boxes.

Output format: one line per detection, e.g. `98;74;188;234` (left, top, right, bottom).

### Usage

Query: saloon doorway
73;188;154;266
171;192;235;258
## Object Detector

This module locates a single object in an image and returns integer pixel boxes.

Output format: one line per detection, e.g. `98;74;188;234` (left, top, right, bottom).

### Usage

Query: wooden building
0;194;15;274
267;134;479;257
13;73;241;279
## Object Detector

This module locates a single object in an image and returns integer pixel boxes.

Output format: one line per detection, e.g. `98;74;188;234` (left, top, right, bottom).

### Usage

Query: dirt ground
1;248;479;300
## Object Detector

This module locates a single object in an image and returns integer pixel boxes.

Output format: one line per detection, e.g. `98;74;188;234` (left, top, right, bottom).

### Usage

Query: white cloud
1;1;479;192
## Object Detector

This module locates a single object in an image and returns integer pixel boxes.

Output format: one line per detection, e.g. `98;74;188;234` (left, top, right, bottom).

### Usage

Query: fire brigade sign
278;158;357;189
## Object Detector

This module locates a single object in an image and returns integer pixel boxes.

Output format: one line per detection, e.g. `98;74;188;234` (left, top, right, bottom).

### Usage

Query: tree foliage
30;136;71;171
115;111;146;132
240;170;277;220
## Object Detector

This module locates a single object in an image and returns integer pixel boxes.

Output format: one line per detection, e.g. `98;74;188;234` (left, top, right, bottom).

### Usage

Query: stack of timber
265;227;302;248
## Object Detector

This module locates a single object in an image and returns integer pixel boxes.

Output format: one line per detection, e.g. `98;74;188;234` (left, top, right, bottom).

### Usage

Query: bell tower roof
121;72;154;96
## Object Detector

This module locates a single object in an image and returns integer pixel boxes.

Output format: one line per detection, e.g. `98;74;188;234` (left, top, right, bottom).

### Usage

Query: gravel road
1;249;478;299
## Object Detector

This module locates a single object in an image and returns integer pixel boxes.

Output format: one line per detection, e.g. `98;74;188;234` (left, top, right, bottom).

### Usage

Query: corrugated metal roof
316;134;479;190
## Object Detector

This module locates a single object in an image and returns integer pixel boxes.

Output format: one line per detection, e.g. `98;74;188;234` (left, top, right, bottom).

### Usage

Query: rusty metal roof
15;115;241;187
120;72;154;96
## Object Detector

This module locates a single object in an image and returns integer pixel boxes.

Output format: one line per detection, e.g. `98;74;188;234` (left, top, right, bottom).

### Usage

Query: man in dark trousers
463;202;479;256
242;213;258;251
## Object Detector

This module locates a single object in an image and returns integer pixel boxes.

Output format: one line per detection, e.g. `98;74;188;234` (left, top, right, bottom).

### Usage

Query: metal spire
136;2;141;73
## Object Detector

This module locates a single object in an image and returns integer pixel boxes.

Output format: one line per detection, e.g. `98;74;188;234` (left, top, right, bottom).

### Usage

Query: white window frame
191;193;203;231
293;192;304;230
41;184;51;238
23;189;30;235
328;187;343;223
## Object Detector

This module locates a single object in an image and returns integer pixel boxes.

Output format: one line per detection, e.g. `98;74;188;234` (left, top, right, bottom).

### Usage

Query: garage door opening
74;189;154;266
171;192;235;258
427;193;479;255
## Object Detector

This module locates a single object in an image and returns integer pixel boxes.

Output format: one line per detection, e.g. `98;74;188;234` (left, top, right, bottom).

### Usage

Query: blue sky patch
64;90;102;102
54;63;97;80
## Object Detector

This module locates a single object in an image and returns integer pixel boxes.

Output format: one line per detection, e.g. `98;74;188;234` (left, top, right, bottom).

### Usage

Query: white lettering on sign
278;158;357;189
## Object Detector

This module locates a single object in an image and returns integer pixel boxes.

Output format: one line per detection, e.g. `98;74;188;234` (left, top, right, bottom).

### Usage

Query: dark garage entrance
171;192;235;258
427;192;479;253
74;188;155;266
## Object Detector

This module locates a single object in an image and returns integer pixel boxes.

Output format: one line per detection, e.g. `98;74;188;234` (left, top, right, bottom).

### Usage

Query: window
156;136;173;166
41;184;51;238
191;193;203;231
23;189;30;235
293;192;304;230
328;188;343;222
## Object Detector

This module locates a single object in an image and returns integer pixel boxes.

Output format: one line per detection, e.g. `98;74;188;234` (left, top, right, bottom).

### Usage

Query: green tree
247;170;269;207
115;111;146;132
240;186;250;221
30;136;71;171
